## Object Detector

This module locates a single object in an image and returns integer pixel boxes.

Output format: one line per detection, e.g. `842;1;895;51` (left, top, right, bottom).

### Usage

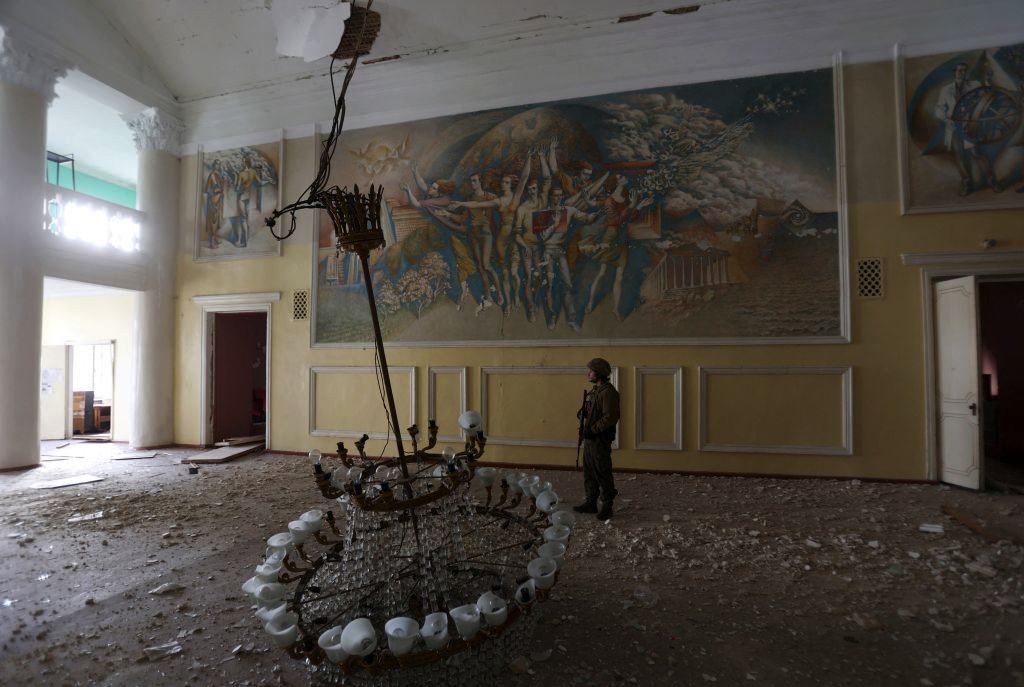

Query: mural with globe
902;42;1024;213
313;67;843;346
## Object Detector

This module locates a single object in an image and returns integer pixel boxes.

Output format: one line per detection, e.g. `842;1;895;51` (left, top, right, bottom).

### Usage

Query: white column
0;28;68;469
124;108;183;448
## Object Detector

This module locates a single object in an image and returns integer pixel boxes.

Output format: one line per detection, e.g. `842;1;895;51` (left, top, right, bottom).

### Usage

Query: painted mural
901;42;1024;213
195;141;282;261
314;68;841;345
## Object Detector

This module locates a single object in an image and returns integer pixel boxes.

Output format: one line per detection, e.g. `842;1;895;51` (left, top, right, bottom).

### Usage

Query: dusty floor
1;442;1023;687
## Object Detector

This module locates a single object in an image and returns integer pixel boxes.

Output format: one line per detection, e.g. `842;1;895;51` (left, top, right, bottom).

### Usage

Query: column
124;108;182;448
0;29;68;470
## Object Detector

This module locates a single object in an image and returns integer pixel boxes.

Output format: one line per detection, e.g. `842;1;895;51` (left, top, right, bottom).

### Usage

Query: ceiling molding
0;0;178;116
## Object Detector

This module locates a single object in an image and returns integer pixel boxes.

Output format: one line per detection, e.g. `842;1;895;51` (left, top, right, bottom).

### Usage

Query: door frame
192;292;279;447
66;339;116;438
905;250;1024;482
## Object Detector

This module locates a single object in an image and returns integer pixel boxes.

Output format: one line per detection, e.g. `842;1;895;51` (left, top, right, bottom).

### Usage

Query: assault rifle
575;389;588;470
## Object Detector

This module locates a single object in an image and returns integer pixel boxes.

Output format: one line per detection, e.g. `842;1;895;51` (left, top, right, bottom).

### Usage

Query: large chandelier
250;3;576;684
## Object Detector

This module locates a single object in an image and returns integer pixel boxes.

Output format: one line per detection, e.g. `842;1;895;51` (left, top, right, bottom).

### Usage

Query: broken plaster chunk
68;511;104;523
965;561;997;578
148;583;186;595
143;640;182;661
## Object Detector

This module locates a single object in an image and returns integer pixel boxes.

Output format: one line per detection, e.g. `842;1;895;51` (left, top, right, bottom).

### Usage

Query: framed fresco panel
897;42;1024;214
195;136;284;261
312;62;847;346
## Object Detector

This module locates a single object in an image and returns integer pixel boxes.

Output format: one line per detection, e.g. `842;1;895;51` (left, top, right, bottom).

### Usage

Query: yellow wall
173;60;1024;479
42;292;136;442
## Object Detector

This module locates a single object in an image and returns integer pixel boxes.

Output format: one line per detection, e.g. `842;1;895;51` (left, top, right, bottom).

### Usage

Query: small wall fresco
195;141;283;261
900;42;1024;214
314;66;842;345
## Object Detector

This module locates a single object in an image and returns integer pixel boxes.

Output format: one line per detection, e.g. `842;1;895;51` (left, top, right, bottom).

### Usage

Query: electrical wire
267;0;375;241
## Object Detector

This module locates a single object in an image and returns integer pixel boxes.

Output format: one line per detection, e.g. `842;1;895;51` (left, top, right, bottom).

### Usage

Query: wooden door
935;276;982;490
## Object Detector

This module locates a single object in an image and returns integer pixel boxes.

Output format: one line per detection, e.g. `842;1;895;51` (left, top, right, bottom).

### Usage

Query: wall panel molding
698;366;853;455
634;367;683;451
480;366;619;448
427;366;468;443
309;365;416;440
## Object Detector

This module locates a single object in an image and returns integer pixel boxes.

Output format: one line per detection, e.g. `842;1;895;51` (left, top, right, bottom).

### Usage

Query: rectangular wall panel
481;367;619;448
634;367;683;450
309;366;416;440
427;366;468;443
699;366;852;455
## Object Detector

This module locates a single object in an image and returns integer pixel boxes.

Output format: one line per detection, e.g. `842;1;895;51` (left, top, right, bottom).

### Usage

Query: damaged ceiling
87;0;720;103
2;0;1022;186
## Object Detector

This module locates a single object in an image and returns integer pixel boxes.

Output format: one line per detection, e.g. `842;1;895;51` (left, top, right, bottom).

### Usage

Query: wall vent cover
292;289;309;321
856;258;884;299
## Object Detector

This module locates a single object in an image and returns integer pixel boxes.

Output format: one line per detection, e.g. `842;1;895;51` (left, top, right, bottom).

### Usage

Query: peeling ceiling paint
86;0;727;102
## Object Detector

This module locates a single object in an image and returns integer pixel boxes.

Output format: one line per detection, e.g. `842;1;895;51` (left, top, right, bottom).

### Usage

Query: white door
39;345;70;440
934;276;982;490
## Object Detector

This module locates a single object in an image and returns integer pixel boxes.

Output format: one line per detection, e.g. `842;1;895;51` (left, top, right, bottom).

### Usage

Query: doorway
978;281;1024;492
194;292;278;448
924;259;1024;491
63;341;115;441
212;312;267;444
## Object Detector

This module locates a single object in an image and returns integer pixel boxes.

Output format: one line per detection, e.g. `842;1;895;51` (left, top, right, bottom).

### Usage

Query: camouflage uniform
579;370;620;517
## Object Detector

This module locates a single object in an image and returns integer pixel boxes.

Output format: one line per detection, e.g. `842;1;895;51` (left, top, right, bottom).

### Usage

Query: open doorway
926;263;1024;492
979;281;1024;493
194;292;277;448
71;341;115;440
211;312;267;445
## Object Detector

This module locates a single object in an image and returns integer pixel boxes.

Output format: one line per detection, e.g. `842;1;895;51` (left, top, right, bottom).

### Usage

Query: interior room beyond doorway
71;342;114;439
212;312;267;444
979;280;1024;493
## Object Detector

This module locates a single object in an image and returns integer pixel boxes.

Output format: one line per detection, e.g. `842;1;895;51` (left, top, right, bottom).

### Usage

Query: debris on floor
30;474;104;489
2;447;1023;686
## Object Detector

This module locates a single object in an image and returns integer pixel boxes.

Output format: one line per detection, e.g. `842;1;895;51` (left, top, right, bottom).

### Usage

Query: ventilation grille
856;258;884;299
292;289;309;321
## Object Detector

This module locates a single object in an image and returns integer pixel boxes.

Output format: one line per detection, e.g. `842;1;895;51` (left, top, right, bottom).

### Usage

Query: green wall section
46;160;136;208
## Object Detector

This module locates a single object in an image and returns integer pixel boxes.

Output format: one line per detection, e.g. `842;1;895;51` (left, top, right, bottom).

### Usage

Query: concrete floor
1;442;1023;686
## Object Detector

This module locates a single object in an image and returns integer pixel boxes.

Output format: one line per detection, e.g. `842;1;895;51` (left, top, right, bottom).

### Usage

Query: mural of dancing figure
450;151;534;313
584;173;654;320
539;187;600;331
403;164;479;312
510;171;553;321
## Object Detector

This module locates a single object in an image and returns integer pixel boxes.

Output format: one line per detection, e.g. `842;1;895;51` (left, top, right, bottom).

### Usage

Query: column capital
0;26;70;103
123;107;184;154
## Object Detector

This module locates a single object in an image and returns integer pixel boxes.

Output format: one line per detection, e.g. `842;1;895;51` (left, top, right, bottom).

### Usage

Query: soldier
574;358;620;520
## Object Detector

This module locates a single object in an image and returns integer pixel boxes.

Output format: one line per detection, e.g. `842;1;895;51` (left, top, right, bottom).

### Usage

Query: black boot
597;501;613;521
573;500;597;514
